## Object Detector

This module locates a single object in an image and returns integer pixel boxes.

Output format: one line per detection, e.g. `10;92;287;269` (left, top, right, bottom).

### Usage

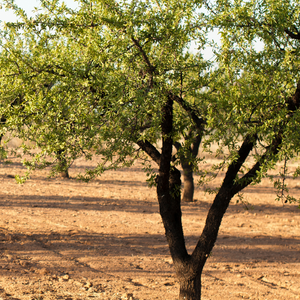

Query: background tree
0;90;72;178
1;0;300;299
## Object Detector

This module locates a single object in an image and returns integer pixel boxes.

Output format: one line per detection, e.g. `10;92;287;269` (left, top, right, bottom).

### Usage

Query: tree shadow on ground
0;228;299;274
0;194;159;215
0;192;299;217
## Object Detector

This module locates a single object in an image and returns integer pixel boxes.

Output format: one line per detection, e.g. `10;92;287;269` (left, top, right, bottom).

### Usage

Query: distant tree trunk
175;129;202;202
0;133;4;159
181;162;194;202
0;116;6;159
0;116;6;142
56;149;70;178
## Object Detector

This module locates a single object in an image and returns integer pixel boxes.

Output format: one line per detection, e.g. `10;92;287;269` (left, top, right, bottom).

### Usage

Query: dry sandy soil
0;152;300;300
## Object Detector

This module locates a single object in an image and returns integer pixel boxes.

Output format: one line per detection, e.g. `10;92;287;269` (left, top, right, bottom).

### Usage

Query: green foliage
0;0;300;201
0;146;7;159
141;160;157;188
0;0;212;180
208;0;300;202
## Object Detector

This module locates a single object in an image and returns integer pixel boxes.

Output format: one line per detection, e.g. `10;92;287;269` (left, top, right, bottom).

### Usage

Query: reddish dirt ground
0;153;300;300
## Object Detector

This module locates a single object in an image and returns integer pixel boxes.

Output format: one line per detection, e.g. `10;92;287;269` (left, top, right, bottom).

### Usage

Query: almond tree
1;0;300;299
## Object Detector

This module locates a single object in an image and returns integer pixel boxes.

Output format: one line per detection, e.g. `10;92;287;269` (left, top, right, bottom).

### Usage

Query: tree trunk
174;127;202;203
58;168;69;178
56;150;70;178
182;163;194;202
0;131;6;160
57;158;69;178
0;116;7;160
0;116;5;145
178;271;201;300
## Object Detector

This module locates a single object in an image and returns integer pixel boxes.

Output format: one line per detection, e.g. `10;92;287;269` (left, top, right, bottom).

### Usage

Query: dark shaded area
0;194;159;215
0;228;299;277
0;191;298;217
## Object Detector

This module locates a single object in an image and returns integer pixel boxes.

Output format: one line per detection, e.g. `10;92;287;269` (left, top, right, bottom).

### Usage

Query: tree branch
168;92;206;130
285;28;300;40
131;37;156;88
222;133;258;189
136;139;161;165
232;132;282;195
287;81;300;111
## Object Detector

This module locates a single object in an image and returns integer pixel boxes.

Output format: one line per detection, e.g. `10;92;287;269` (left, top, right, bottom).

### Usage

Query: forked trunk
178;271;201;300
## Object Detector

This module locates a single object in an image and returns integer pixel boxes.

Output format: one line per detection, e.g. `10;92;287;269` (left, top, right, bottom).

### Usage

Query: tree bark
178;271;201;300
